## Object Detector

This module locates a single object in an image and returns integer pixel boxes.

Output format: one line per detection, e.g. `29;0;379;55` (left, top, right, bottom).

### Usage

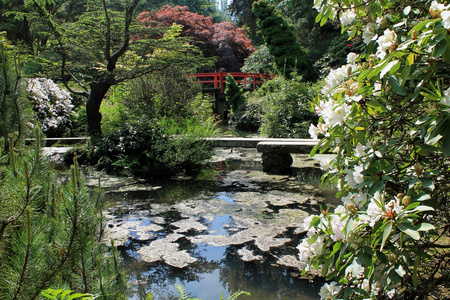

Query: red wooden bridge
192;71;272;93
192;71;272;120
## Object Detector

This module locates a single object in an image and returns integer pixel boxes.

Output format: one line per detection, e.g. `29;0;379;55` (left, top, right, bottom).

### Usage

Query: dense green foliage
0;133;127;300
0;34;32;145
94;119;216;177
252;0;310;78
95;67;217;177
241;44;275;74
236;76;319;137
0;0;212;135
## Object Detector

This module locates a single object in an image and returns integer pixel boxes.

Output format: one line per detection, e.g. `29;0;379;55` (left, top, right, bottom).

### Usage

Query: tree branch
108;0;141;71
102;0;112;64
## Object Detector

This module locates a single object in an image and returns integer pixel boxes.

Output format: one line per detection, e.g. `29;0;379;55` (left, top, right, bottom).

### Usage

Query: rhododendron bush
302;0;450;299
27;78;74;137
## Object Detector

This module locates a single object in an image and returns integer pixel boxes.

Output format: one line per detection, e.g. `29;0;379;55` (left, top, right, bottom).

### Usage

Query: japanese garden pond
80;148;338;300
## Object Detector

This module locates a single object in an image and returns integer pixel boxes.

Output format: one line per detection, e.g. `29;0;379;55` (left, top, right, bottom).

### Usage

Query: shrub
237;76;319;137
225;74;245;115
94;118;216;177
241;45;275;74
26;78;75;137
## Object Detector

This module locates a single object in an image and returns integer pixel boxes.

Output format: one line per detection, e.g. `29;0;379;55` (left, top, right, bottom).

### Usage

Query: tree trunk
86;74;115;136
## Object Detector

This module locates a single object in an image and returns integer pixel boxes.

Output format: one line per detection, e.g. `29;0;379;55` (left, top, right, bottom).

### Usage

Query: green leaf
381;222;393;251
388;76;406;96
398;223;420;240
413;205;435;212
420;178;435;191
419;92;441;101
414;194;431;201
380;60;400;78
417;222;435;232
432;38;448;58
67;293;93;300
439;114;450;156
366;99;387;112
406;53;415;65
315;11;323;23
409;19;433;34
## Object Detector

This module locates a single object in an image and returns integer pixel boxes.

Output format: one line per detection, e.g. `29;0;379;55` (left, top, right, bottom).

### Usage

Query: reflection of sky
110;148;331;300
181;269;228;299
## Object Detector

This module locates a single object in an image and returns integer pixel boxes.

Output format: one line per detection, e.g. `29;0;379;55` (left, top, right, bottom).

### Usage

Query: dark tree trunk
86;74;115;136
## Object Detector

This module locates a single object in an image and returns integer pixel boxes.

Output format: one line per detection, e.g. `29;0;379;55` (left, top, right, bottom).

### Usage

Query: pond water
90;148;337;300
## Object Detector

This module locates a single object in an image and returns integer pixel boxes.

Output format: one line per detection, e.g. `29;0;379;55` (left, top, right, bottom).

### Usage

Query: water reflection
102;150;335;300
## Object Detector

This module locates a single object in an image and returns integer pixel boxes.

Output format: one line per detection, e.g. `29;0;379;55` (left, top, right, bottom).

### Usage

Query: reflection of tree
219;245;322;299
120;224;223;299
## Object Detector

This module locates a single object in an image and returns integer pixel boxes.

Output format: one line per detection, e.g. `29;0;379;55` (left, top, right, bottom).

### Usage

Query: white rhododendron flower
340;9;356;26
430;0;448;12
345;164;364;188
442;10;450;29
319;281;340;299
442;88;450;106
319;100;352;128
298;235;325;263
321;65;349;96
331;214;346;241
342;192;368;209
347;52;358;64
319;157;333;171
367;192;384;227
376;29;397;59
362;23;377;44
309;123;320;139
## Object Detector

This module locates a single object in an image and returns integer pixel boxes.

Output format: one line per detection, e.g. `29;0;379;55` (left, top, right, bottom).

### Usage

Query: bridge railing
192;71;272;93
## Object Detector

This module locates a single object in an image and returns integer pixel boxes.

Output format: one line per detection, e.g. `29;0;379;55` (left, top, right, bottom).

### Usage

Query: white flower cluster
430;1;450;29
319;281;340;299
340;9;356;26
308;58;359;139
27;78;74;134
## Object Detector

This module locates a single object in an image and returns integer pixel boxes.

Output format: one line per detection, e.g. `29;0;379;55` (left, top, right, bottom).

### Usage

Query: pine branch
12;210;32;300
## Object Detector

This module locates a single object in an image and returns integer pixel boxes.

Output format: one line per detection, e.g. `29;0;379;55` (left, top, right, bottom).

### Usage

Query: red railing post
219;70;224;93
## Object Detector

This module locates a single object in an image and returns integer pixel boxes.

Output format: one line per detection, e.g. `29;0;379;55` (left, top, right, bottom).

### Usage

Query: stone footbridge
207;138;319;173
38;137;319;173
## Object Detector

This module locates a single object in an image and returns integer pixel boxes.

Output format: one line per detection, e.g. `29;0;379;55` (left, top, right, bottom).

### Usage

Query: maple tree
137;5;256;71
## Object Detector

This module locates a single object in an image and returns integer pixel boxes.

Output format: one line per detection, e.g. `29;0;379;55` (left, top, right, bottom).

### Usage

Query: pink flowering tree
27;78;74;137
302;1;450;299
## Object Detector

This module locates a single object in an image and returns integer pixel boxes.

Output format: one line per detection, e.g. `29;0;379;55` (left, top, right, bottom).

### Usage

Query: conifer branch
12;210;32;300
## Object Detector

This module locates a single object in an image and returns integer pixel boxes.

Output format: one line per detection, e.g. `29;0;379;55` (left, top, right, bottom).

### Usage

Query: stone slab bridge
39;137;319;174
207;137;319;173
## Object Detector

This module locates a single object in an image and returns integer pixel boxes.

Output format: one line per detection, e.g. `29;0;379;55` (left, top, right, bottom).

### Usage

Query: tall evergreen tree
252;0;310;79
224;73;244;114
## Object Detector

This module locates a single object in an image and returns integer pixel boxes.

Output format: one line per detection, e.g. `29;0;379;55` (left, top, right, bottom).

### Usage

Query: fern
223;290;251;300
175;284;201;300
40;288;93;300
175;284;250;300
